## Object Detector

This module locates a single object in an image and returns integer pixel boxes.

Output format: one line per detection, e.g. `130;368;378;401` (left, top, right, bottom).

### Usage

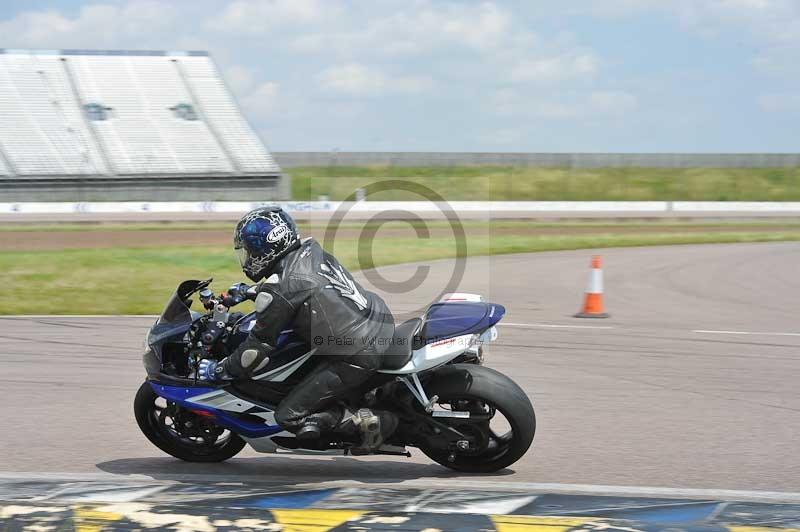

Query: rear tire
419;364;535;473
134;381;246;462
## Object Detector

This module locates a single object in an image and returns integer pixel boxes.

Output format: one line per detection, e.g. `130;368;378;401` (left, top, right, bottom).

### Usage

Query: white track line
694;329;800;337
0;472;798;503
503;322;614;330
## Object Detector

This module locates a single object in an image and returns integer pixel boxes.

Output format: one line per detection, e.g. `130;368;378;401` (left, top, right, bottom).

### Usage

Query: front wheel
134;381;246;462
418;364;535;473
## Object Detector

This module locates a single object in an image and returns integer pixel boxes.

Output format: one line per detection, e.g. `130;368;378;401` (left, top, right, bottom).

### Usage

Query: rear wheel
134;381;246;462
418;364;535;472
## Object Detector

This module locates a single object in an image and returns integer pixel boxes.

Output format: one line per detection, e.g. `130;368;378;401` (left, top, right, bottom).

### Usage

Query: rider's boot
296;406;398;454
295;406;343;441
340;408;398;454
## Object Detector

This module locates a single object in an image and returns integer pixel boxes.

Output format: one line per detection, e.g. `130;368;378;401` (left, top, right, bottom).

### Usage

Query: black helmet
234;206;300;282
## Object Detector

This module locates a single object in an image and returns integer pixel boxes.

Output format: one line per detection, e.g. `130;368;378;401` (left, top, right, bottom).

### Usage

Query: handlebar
200;282;256;310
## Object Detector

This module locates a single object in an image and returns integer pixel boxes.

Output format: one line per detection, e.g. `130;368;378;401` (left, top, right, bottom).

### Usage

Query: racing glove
197;359;231;382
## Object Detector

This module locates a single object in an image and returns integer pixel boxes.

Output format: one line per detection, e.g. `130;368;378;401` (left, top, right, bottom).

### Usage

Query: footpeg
346;444;411;457
376;444;411;457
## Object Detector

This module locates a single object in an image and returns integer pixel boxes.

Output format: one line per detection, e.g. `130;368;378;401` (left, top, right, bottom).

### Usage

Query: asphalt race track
1;242;799;494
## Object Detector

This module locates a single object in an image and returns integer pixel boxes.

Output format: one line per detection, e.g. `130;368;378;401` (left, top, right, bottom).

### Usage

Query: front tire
134;381;246;462
418;364;535;472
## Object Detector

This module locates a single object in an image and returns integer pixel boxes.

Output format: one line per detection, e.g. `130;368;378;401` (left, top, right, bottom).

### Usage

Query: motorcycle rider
197;206;398;451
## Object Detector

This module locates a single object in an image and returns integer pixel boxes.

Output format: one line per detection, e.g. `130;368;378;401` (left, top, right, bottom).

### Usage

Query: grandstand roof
0;49;280;178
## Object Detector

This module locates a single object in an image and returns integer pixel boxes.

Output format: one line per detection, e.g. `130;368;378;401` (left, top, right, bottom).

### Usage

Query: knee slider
241;349;259;369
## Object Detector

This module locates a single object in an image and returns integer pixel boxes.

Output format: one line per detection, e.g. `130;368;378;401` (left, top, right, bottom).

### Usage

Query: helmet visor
235;246;249;269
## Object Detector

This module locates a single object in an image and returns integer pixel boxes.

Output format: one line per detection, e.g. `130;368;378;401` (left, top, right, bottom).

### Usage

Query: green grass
3;226;800;314
2;247;243;315
289;166;800;201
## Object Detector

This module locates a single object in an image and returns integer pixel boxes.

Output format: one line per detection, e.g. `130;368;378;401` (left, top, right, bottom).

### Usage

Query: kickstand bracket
397;373;438;412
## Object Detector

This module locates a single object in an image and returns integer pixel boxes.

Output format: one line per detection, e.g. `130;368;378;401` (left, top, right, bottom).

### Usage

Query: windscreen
148;279;210;345
158;289;193;325
156;279;211;325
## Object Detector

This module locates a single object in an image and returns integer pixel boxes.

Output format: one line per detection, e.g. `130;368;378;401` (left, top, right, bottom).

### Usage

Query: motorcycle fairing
150;382;285;438
378;332;482;374
144;282;507;452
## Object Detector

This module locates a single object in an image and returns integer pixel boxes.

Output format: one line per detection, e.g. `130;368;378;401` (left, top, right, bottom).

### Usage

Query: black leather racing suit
220;238;395;435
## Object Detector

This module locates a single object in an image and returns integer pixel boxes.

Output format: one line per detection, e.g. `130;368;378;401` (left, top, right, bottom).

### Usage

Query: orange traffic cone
575;255;609;318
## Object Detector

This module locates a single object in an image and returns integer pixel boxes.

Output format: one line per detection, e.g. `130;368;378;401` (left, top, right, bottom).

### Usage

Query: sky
1;0;798;153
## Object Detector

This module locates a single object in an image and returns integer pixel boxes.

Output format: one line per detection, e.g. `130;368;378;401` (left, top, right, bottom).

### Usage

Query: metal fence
0;175;290;202
273;152;800;168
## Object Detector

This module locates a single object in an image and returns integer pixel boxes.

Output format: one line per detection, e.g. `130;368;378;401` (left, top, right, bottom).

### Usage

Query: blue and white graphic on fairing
149;383;285;438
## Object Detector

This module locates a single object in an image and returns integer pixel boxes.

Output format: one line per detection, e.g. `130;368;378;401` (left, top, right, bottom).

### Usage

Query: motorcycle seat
419;301;504;343
380;317;422;370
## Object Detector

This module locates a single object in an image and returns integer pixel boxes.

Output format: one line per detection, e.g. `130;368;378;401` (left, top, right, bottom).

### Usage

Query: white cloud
210;0;336;33
0;1;178;48
225;65;257;95
288;2;603;93
510;52;599;83
751;50;799;76
290;2;515;55
677;0;785;30
318;64;384;95
757;92;800;112
240;81;281;119
317;63;433;96
0;1;683;150
570;0;786;20
564;0;662;18
439;2;511;50
491;89;638;119
588;91;639;114
681;1;800;76
570;0;800;78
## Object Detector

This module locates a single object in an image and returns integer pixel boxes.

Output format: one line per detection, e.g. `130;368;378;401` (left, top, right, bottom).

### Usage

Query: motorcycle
135;279;535;472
